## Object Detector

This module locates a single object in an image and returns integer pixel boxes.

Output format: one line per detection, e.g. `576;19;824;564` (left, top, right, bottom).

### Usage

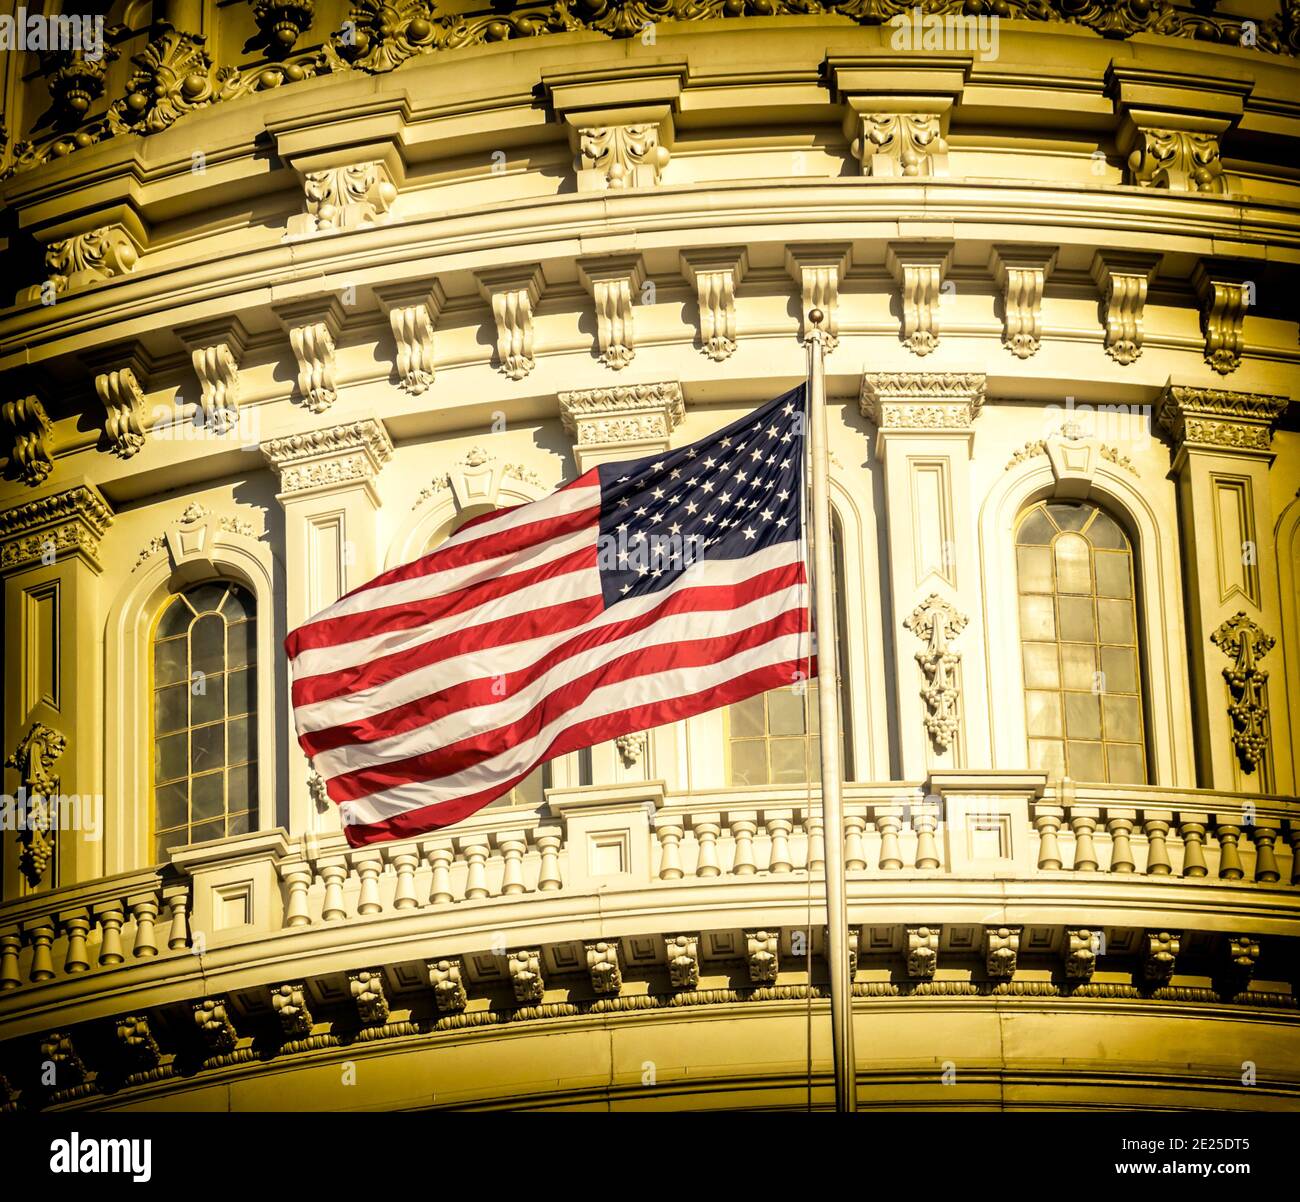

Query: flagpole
806;308;857;1113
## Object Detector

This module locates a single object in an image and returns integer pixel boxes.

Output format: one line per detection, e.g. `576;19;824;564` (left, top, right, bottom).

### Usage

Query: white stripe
290;532;599;681
311;580;808;779
294;540;804;734
336;631;807;826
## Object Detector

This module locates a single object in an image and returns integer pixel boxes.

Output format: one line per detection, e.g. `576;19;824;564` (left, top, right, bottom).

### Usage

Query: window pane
192;771;224;822
1067;740;1105;781
1064;692;1102;740
156;732;187;784
155;780;188;832
1028;738;1065;775
191;614;226;676
1054;533;1092;594
1022;643;1059;689
1103;694;1141;739
157;597;192;638
186;583;228;614
1019;595;1055;640
1058;596;1095;642
190;722;224;775
770;738;807;783
227;620;256;669
768;689;806;736
1097;597;1134;644
1101;646;1139;695
1016;546;1053;593
227;716;253;765
190;819;223;845
1046;502;1089;532
1086;511;1127;550
1094;551;1132;598
730;694;766;738
228;763;257;809
1017;508;1056;545
1026;691;1063;737
228;667;255;717
154;637;188;687
1106;743;1146;784
730;740;768;786
221;585;253;621
156;683;189;734
228;809;253;836
191;674;224;725
1060;643;1096;691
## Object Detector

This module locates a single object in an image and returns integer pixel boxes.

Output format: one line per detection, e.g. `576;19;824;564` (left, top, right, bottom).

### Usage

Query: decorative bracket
270;982;314;1038
586;941;623;995
680;247;747;362
851;111;950;177
508;949;545;1004
903;593;968;754
176;317;249;432
428;957;468;1013
1193;263;1250;376
1156;384;1287;458
578;255;645;370
745;930;779;985
475;266;543;381
614;731;648;768
193;998;238;1054
375;280;446;394
261;418;394;502
1064;928;1100;981
349;969;390;1026
1;394;54;487
665;933;699;990
990;245;1056;359
288;160;398;237
31;222;140;299
1090;251;1160;366
785;244;851;352
886;242;953;357
905;925;939;979
576;122;671;190
1142;930;1181;984
274;297;345;413
1210;612;1275;773
984;926;1021;979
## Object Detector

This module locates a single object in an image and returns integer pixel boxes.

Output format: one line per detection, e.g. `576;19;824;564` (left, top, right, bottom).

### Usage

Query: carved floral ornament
7;1;1294;178
261;419;395;496
0;485;114;574
1210;612;1275;773
903;593;968;754
413;447;544;508
5;721;67;887
132;502;262;571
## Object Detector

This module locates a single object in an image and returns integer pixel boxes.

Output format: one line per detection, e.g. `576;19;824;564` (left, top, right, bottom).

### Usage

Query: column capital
260;418;394;501
1156;382;1288;459
0;481;114;576
859;372;986;436
558;381;684;472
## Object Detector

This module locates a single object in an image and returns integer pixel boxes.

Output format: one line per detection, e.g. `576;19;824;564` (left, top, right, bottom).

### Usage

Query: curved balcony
1;774;1296;1111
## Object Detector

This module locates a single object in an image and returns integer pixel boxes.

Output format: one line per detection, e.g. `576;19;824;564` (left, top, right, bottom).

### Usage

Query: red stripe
298;560;807;757
291;591;604;709
325;607;810;802
288;543;596;655
283;502;599;660
339;657;818;847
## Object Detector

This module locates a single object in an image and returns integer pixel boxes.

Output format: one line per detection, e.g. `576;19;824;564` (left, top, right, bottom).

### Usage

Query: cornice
1156;382;1290;454
260;417;395;496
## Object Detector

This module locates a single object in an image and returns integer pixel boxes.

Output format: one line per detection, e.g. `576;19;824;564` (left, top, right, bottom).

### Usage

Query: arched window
152;582;257;860
726;514;850;785
1015;500;1146;783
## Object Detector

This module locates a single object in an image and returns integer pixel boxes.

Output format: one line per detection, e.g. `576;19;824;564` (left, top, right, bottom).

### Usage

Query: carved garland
1210;612;1275;774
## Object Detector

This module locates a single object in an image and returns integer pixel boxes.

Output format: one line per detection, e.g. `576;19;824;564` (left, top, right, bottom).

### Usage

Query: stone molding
260;418;394;497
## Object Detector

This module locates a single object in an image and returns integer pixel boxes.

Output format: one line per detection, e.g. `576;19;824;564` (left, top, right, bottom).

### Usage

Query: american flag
286;385;812;846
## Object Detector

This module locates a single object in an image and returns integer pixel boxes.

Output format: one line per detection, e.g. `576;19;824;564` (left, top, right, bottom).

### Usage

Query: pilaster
860;372;989;778
1156;382;1292;793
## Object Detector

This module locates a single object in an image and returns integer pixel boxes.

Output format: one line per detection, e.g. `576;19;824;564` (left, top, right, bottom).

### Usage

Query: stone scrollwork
42;46;121;128
193;998;238;1054
1;395;54;487
990;245;1056;360
349;969;390;1026
5;722;67;887
1125;126;1226;194
376;282;446;395
38;225;138;298
106;24;240;138
680;248;747;362
476;267;544;381
1156;385;1287;456
745;931;779;985
586;941;623;995
1143;930;1181;984
577;123;671;190
93;366;149;459
786;244;851;352
177;319;249;432
0;485;114;574
1193;266;1250;376
886;242;953;357
115;1015;162;1071
271;982;314;1038
290;160;398;236
852;111;949;178
558;382;684;469
261;418;395;496
905;926;939;980
428;958;468;1013
1065;929;1100;981
274;298;345;413
578;256;645;370
1210;612;1275;773
252;0;317;58
984;926;1021;979
666;934;700;990
903;594;968;755
326;0;440;74
508;950;545;1004
1091;252;1160;366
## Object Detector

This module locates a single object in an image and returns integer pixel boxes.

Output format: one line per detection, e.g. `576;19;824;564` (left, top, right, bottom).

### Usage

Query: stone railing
0;777;1295;997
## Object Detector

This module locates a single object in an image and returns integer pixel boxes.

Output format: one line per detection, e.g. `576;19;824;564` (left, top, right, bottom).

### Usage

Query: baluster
844;812;867;871
1070;815;1099;871
320;861;348;920
692;815;722;878
535;829;563;892
1033;805;1064;870
498;833;526;895
281;863;313;928
459;837;490;899
95;903;125;964
0;931;20;990
914;805;941;870
1178;818;1208;877
1107;817;1136;873
656;821;685;881
1143;818;1172;875
424;841;455;904
128;895;159;958
804;812;825;872
61;910;90;974
163;887;190;949
1216;824;1244;880
765;812;793;873
731;814;758;875
877;808;903;871
26;921;55;982
355;852;383;915
1251;824;1280;884
390;850;420;909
